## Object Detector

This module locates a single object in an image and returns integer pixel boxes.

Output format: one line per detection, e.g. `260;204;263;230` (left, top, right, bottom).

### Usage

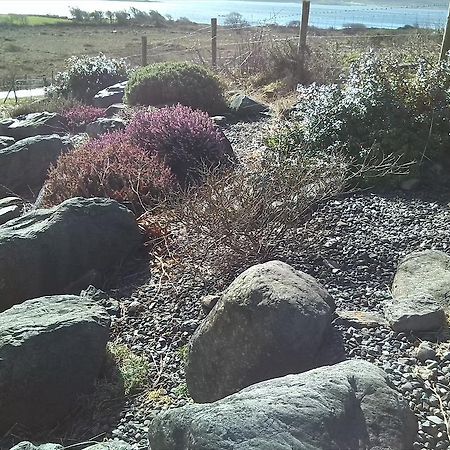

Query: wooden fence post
440;1;450;61
299;1;310;78
141;36;148;66
211;18;217;67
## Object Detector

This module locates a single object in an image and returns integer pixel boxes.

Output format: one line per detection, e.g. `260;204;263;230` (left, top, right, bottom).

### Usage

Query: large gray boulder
0;134;71;193
93;81;128;108
388;250;450;331
0;197;141;312
0;294;110;434
149;360;417;450
186;260;335;403
385;294;447;332
0;112;67;140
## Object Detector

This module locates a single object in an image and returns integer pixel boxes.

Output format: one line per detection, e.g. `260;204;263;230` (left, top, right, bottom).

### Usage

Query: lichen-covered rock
186;260;335;402
149;360;417;450
0;197;141;311
0;294;110;434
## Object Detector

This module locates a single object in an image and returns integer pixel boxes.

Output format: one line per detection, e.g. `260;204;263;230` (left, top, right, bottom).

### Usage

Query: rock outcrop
186;260;335;402
0;196;24;225
149;360;417;450
0;197;141;311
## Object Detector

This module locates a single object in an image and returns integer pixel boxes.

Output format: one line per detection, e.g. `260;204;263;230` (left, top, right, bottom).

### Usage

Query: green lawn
0;14;71;26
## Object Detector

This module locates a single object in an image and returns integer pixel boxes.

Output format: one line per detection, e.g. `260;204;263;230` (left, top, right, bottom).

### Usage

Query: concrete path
0;87;46;101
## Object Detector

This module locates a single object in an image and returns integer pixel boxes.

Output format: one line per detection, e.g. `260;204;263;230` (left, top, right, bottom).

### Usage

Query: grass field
0;14;70;26
0;20;442;91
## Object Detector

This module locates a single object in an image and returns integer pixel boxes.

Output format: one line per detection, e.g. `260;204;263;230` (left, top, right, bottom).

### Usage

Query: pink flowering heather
126;104;236;185
62;105;106;132
43;131;175;212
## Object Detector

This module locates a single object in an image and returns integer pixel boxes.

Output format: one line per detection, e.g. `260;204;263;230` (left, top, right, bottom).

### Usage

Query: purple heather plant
126;104;236;185
62;105;106;132
43;131;175;212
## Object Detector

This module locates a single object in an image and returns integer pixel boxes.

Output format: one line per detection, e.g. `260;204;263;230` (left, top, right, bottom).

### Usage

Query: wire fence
1;3;447;93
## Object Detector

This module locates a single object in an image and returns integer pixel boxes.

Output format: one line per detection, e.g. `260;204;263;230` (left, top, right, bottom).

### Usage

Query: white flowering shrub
49;53;129;101
266;52;450;185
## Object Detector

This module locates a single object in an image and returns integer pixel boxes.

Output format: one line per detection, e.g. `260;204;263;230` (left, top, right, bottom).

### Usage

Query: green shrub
266;52;450;186
49;53;129;101
107;343;151;395
125;62;226;114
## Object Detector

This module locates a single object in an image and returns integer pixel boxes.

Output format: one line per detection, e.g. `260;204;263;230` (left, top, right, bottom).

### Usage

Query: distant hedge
125;62;226;114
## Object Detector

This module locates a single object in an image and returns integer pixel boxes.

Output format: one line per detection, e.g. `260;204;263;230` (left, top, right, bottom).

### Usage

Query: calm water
0;0;447;28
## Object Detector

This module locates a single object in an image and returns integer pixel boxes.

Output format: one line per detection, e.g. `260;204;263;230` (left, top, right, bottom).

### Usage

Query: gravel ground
105;189;450;450
99;119;450;450
9;118;449;449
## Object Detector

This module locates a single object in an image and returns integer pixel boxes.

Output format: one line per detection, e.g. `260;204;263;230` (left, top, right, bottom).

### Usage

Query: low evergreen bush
126;104;236;185
125;62;226;114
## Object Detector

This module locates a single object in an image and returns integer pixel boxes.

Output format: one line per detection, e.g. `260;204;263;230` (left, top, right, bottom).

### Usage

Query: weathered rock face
0;197;141;311
185;260;335;403
86;117;125;138
0;196;24;225
149;360;417;450
229;93;269;116
389;250;450;331
0;294;110;434
0;112;67;140
385;294;447;332
0;135;15;149
93;81;128;108
0;134;70;192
